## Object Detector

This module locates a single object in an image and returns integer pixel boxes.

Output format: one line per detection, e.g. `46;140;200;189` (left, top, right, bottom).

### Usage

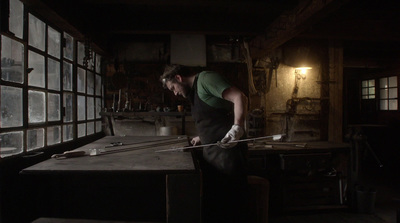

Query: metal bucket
356;186;376;214
159;126;178;136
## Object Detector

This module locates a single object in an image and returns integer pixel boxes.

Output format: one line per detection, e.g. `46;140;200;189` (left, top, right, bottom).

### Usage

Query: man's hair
160;64;192;88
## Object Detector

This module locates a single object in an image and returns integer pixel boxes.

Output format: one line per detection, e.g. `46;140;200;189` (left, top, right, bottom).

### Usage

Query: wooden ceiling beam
249;0;350;59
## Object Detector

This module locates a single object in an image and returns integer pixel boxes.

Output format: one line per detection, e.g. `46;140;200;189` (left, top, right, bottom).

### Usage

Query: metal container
159;126;178;136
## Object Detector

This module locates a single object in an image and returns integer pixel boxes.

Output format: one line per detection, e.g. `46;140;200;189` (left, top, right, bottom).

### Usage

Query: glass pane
63;124;74;142
362;95;368;99
48;93;60;121
96;54;101;73
48;26;61;58
78;123;86;138
389;76;397;88
9;0;24;39
88;52;94;71
77;41;85;66
95;74;102;96
1;36;24;83
96;120;102;133
47;125;61;145
389;99;398;110
28;14;45;51
77;67;86;93
361;80;368;88
87;97;94;120
28;90;45;123
380;89;388;99
0;86;23;128
368;79;375;87
96;98;102;119
380;100;388;110
77;95;86;121
87;122;94;135
389;88;398;99
28;50;45;87
369;95;375;99
0;131;23;158
380;78;388;88
362;88;368;95
48;58;60;90
27;128;44;151
63;32;74;60
63;61;72;91
87;71;94;95
63;93;73;122
368;87;375;95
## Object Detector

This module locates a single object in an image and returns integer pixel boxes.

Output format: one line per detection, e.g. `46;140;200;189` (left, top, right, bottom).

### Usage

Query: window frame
361;79;376;100
0;0;105;160
379;76;398;111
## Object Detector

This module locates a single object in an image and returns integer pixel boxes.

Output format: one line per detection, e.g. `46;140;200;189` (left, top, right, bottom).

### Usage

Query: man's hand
219;125;244;148
191;136;201;146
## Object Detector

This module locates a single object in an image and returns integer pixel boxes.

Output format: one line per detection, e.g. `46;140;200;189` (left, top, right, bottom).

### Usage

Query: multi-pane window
76;40;103;139
0;0;104;159
379;76;398;111
361;79;375;99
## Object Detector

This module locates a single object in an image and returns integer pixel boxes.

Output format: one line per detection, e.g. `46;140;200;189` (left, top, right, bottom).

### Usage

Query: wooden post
328;40;344;142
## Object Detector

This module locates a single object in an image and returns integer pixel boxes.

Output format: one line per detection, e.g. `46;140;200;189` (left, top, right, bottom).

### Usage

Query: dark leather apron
189;75;248;223
189;75;247;176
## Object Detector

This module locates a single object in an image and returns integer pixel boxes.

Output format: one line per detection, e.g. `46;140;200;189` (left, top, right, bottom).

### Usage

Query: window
0;0;104;159
361;79;375;99
76;40;103;138
379;76;398;110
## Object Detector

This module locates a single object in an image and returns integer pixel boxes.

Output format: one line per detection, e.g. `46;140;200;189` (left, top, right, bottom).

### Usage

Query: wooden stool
247;175;270;223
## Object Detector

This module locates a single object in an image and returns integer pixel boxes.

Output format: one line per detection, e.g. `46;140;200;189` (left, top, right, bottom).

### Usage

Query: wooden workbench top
21;136;195;174
249;141;351;154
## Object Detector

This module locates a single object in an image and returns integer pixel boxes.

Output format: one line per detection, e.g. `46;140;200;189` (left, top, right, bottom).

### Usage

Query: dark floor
269;164;400;223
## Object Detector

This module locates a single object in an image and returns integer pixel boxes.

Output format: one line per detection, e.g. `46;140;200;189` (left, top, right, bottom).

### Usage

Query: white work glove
218;124;244;149
191;136;201;146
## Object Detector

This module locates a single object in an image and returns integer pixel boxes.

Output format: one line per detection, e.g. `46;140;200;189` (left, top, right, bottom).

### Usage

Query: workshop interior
1;0;400;222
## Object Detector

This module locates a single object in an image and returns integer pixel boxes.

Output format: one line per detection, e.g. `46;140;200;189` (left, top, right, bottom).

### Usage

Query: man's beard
181;84;191;98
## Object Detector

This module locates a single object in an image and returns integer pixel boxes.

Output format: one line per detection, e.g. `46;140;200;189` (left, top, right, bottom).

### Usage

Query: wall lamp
295;67;312;79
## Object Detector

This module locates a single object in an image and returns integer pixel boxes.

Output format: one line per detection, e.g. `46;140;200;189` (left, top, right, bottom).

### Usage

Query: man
160;64;248;223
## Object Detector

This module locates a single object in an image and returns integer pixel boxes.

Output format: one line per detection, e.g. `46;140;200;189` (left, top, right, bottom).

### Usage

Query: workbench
20;136;201;223
247;141;351;213
100;111;189;136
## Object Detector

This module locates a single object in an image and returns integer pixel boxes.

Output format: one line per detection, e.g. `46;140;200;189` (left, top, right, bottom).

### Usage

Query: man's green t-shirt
196;71;233;109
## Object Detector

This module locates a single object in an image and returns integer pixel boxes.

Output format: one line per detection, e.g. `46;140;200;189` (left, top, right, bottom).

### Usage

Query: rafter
249;0;350;59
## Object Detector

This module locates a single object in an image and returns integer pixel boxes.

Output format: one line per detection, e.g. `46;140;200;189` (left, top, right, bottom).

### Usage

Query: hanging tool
242;41;258;95
264;64;273;93
155;134;285;153
271;57;279;88
51;150;86;159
